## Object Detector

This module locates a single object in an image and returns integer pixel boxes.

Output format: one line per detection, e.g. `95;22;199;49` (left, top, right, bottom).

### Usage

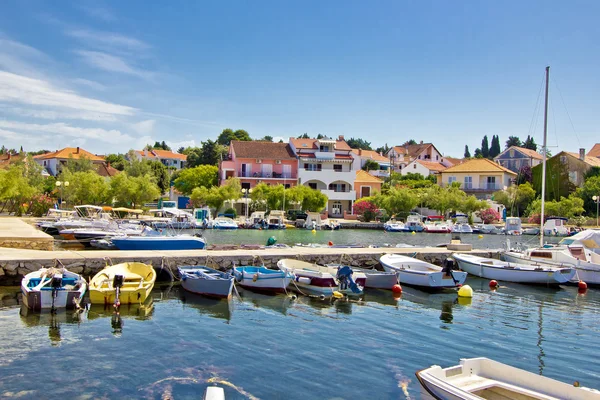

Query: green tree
464;145;471;158
375;144;390;155
189;178;241;214
584;167;600;180
152;141;171;151
217;129;252;146
105;154;127;171
576;175;600;216
382;186;418;217
523;135;537;151
59;170;110;205
527;194;584;219
110;172;160;207
362;159;379;171
260;136;274;142
532;155;576;201
66;154;95;173
489;135;501;158
505;136;522;149
481;135;489;158
149;160;170;194
493;182;536;217
474;148;483;158
173;165;218;195
402;139;417;146
0;165;39;215
124;153;152;177
460;195;489;223
297;133;310;139
347;138;372;150
285;185;327;212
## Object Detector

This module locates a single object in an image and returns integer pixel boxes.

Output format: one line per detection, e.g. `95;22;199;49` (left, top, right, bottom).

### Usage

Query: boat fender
253;273;259;282
297;277;311;285
332;291;343;299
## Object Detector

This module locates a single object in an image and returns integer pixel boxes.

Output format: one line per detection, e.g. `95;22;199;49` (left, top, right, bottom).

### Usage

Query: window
43;161;47;166
284;184;290;189
509;149;515;157
569;171;577;184
464;176;472;189
328;183;347;192
319;145;330;152
308;183;317;190
331;201;342;215
241;182;251;190
413;163;417;169
486;176;496;190
448;176;456;184
304;163;321;171
436;155;439;160
333;164;342;172
361;186;371;197
560;155;567;164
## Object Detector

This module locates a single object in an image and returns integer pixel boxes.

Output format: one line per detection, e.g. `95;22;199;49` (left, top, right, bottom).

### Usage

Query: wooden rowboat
21;267;87;311
178;266;234;298
89;262;156;306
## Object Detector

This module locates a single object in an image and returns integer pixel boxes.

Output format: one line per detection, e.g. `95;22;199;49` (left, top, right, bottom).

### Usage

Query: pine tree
481;135;489;158
489;135;501;158
464;145;471;158
474;148;483;158
523;135;537;151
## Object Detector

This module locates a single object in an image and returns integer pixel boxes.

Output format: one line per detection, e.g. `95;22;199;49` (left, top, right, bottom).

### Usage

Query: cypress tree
464;145;471;158
481;135;489;158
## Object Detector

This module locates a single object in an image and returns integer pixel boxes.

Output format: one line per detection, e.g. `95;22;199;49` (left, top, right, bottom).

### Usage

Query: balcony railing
442;182;501;191
238;171;296;179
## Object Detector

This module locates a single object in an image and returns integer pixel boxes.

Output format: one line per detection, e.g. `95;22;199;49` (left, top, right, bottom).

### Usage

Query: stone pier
0;218;54;251
0;246;500;285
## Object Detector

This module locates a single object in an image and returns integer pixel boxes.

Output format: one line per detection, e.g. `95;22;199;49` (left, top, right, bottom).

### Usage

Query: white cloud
131;119;155;134
0;120;134;144
67;29;149;51
78;4;117;22
0;71;135;116
75;50;154;80
72;78;106;91
2;106;118;122
0;36;50;78
168;139;196;149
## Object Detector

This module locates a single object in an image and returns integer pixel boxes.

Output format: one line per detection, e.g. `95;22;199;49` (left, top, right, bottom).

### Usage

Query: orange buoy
328;241;333;246
392;284;402;294
578;281;588;290
489;280;499;288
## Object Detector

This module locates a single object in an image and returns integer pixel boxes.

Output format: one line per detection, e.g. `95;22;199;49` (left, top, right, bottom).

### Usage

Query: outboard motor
113;274;124;309
50;273;63;312
336;266;362;294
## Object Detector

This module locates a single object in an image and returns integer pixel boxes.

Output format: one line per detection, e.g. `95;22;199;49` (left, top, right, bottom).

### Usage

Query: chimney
76;146;80;154
144;149;148;157
420;140;423;145
358;149;362;155
338;135;344;141
579;148;585;161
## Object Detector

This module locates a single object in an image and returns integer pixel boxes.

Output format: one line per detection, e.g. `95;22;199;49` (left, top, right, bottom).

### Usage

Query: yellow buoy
457;297;472;306
457;284;473;298
478;235;483;239
332;291;343;299
312;229;316;233
411;231;416;235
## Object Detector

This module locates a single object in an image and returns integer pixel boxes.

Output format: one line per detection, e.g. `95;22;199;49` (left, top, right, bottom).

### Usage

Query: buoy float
328;241;333;246
457;297;472;306
478;235;484;239
457;284;473;298
411;231;416;235
311;229;316;233
392;284;402;294
489;280;499;289
332;291;343;299
578;281;588;290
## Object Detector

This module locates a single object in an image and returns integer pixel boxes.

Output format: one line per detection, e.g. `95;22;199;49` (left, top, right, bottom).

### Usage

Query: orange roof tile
587;144;600;158
443;157;463;166
416;160;448;172
442;158;517;175
137;149;187;161
290;137;352;151
37;147;104;161
351;149;389;163
355;170;383;183
565;152;600;167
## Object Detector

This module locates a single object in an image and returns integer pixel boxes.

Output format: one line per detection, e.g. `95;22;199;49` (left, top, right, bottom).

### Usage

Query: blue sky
0;0;599;157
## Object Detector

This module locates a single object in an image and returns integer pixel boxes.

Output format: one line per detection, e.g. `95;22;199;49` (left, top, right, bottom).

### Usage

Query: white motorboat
504;217;523;235
473;224;503;235
416;357;600;400
543;216;569;236
425;221;451;233
327;264;397;289
21;267;87;311
384;221;407;232
212;217;239;230
379;254;467;288
277;259;365;296
453;253;575;285
451;223;473;234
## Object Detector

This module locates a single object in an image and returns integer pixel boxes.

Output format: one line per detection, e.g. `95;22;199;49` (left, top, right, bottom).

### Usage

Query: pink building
219;141;298;190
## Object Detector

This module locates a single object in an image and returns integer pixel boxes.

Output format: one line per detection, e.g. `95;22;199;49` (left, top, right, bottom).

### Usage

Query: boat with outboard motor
178;266;234;298
232;265;294;292
452;253;575;285
21;267;87;311
89;262;156;306
380;254;467;289
416;357;600;400
277;259;365;296
212;217;239;230
384;220;407;232
111;233;206;250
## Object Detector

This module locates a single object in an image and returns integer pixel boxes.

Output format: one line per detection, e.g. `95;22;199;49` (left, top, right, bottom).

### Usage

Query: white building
350;149;391;178
387;142;452;172
134;149;187;169
289;136;357;218
402;159;450;177
34;147;106;176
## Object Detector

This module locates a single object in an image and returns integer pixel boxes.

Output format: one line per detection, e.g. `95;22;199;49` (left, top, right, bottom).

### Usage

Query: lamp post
242;188;252;220
55;180;69;209
593;195;599;227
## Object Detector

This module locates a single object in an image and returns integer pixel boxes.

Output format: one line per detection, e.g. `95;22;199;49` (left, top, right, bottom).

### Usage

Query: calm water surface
0;279;598;399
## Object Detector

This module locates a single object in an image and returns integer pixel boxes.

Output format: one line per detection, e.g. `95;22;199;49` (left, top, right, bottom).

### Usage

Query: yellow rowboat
89;262;156;305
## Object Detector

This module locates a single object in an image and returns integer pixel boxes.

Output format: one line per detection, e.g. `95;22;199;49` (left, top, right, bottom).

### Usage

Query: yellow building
437;158;517;199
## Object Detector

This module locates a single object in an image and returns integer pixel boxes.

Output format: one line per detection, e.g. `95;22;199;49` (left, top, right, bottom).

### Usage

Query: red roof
36;147;105;161
137;149;187;161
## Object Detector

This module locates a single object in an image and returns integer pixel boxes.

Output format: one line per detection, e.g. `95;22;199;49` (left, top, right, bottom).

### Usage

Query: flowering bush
28;194;56;217
479;208;501;224
353;200;378;222
528;213;541;224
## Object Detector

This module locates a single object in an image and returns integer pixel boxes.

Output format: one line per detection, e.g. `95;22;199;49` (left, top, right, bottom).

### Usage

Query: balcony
321;189;356;201
368;169;390;178
238;171;296;179
441;182;502;191
313;151;336;160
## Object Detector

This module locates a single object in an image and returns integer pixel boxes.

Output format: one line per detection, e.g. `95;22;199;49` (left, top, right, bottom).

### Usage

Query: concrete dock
0;217;54;251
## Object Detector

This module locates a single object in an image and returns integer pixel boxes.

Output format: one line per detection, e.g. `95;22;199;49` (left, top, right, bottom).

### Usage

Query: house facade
438;158;517;199
135;149;187;169
402;159;449;177
532;149;600;189
387;142;452;172
34;147;106;176
493;146;543;173
350;149;391;178
587;143;600;159
354;170;382;199
289;136;357;218
219;141;298;189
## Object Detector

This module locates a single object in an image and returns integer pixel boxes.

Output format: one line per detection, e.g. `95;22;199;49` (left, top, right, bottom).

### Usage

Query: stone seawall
0;247;500;285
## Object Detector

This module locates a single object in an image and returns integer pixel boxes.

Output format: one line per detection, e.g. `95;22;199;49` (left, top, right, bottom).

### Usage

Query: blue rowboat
111;235;206;250
233;266;294;293
178;266;234;298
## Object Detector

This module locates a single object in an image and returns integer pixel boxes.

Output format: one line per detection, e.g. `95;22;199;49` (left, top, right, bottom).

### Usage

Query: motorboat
379;254;467;288
21;267;87;311
111;234;207;250
60;224;150;247
322;219;341;230
453;253;575;285
178;266;234;298
472;224;503;235
416;357;600;400
504;217;523;235
425;222;450;233
347;267;398;289
267;211;286;230
146;208;198;229
277;259;365;296
232;265;294;293
245;211;266;229
522;226;541;235
543;216;569;236
384;221;407;232
212;217;239;230
451;223;473;234
89;262;156;306
405;215;425;232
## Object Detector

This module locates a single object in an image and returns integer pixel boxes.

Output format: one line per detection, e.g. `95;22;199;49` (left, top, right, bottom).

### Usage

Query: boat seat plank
453;376;561;400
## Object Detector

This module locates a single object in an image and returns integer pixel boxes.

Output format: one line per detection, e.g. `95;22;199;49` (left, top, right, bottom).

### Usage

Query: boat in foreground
111;234;206;250
89;262;156;305
453;253;575;285
278;259;364;296
21;267;87;310
379;254;467;289
232;265;294;293
416;357;600;400
178;266;234;298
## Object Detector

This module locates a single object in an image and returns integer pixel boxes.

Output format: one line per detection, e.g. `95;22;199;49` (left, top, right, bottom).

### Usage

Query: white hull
278;259;364;296
454;253;574;284
21;268;87;310
359;270;398;289
233;267;293;291
380;254;467;288
417;357;600;400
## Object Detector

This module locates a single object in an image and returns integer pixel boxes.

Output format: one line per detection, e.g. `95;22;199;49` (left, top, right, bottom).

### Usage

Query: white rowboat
379;254;467;289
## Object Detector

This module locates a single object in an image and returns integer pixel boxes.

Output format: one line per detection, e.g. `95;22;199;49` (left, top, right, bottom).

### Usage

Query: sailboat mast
540;66;550;247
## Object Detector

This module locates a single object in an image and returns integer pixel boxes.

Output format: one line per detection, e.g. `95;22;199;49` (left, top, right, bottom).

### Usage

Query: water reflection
87;299;154;336
180;291;233;322
237;289;292;316
362;289;401;307
19;305;84;345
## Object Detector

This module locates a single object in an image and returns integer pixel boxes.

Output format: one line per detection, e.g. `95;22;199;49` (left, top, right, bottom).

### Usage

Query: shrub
354;200;378;222
28;194;55;217
479;208;501;224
